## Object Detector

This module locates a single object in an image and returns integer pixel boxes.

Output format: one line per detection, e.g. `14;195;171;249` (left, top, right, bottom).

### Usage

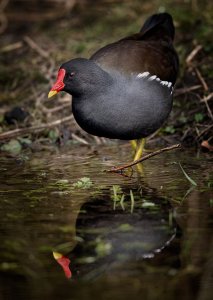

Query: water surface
0;144;212;300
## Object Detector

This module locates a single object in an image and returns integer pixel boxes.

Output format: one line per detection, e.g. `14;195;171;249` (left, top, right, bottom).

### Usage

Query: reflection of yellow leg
134;138;145;161
136;162;144;174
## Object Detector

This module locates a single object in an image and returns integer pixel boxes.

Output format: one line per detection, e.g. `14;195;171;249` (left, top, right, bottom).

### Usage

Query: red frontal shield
50;68;66;92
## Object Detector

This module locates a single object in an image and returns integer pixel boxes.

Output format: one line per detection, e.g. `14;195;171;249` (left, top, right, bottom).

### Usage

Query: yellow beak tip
48;90;58;98
53;251;63;260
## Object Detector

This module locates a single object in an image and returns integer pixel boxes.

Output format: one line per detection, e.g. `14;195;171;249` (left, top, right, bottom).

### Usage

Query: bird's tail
140;13;175;40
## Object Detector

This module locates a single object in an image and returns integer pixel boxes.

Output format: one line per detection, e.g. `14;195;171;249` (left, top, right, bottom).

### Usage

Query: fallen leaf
201;140;213;152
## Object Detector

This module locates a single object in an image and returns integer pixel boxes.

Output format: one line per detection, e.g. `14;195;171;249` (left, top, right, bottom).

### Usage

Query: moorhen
48;13;179;160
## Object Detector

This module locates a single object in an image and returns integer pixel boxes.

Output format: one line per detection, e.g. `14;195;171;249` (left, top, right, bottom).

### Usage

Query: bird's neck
75;72;114;99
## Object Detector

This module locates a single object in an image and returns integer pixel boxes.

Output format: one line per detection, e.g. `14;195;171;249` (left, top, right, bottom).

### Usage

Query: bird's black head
48;58;111;98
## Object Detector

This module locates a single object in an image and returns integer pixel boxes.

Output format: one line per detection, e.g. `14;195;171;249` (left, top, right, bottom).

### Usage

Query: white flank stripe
136;72;173;90
148;75;157;81
137;72;150;78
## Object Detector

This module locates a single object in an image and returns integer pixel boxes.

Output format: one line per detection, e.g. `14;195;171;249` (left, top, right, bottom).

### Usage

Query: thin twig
194;67;208;92
200;93;213;102
100;137;108;144
196;124;213;140
71;133;89;145
23;35;55;83
24;36;49;59
107;144;181;173
0;0;9;34
93;136;102;145
186;45;202;65
0;116;72;141
43;103;70;114
174;85;201;96
0;42;23;53
147;128;161;141
203;98;213;121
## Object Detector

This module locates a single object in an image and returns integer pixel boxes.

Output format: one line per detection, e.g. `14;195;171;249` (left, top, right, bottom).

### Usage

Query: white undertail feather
149;75;157;80
137;72;150;78
137;72;173;91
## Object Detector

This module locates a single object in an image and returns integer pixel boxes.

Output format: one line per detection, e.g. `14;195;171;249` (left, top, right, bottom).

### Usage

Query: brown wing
90;13;179;84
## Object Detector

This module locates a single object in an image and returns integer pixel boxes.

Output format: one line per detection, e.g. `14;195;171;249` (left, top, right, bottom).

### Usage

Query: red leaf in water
53;252;72;278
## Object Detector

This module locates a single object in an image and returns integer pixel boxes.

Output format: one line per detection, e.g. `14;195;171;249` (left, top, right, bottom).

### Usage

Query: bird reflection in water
53;251;72;279
52;186;177;280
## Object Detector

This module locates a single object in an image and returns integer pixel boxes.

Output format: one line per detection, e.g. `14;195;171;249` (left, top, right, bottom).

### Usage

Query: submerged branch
107;144;181;173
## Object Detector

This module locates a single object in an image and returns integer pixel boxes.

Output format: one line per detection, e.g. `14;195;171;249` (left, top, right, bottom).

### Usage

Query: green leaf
164;126;176;134
194;113;204;123
48;129;59;142
72;177;93;189
18;137;32;145
141;201;156;208
120;194;125;210
1;139;22;154
179;163;197;186
111;185;123;202
95;238;112;257
130;190;135;213
117;224;133;231
0;115;4;124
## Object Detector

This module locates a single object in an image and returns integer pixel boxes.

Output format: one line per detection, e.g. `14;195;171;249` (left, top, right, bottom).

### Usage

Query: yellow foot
134;138;146;161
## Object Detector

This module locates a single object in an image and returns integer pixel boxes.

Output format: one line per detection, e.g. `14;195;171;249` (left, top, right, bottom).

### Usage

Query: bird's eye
69;72;75;78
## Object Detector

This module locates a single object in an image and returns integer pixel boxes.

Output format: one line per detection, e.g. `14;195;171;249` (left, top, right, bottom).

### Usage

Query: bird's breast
72;81;172;140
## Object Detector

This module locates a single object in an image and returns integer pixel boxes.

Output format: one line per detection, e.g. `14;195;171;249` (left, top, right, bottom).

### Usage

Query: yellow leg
131;140;138;150
134;138;146;161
